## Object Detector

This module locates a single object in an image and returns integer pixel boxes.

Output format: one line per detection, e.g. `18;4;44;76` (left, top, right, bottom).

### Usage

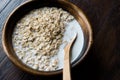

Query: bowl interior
2;0;92;75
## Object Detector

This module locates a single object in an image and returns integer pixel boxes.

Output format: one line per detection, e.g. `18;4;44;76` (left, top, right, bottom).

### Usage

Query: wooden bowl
2;0;92;75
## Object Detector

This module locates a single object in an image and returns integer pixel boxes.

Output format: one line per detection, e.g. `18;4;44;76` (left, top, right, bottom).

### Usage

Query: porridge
12;7;74;71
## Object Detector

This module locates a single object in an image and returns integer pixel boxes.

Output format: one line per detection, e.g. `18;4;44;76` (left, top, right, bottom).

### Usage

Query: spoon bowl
63;33;77;80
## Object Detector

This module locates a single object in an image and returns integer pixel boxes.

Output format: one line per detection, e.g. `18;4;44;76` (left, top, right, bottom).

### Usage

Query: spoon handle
63;34;77;80
63;44;71;80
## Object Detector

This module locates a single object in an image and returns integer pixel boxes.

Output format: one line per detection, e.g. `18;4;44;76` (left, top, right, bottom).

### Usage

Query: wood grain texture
0;0;26;63
0;0;120;80
0;0;11;13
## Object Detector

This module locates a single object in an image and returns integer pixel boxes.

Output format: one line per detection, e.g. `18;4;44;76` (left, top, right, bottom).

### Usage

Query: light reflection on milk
57;19;84;69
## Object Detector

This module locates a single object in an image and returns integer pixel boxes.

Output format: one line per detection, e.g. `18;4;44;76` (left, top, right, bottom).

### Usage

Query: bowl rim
2;0;93;76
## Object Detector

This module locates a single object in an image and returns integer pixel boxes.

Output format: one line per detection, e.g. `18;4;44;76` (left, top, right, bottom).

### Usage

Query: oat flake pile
12;7;74;71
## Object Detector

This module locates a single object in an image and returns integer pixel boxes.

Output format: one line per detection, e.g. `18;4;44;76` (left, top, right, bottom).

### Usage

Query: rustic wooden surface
0;0;120;80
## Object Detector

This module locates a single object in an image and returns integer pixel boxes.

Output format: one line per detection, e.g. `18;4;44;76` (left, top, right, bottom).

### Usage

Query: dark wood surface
0;0;120;80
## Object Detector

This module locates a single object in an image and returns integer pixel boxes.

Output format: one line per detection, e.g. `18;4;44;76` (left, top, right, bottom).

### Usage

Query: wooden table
0;0;120;80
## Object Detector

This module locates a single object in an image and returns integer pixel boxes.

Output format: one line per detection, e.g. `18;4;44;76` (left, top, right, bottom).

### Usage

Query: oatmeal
12;7;74;71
